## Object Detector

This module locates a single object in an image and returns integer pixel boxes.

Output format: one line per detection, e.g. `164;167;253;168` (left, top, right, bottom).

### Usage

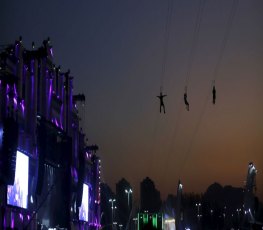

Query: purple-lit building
0;38;101;229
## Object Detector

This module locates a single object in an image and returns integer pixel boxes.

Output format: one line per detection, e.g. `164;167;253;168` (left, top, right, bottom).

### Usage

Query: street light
236;208;241;227
210;209;213;217
236;208;241;216
109;199;116;225
133;218;138;230
195;203;202;221
125;188;132;207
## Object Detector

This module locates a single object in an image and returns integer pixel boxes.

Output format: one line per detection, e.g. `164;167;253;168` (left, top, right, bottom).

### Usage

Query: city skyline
1;0;262;202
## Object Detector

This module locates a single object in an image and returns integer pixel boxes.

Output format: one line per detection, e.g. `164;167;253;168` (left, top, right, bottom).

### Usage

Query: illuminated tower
244;162;257;222
176;180;183;230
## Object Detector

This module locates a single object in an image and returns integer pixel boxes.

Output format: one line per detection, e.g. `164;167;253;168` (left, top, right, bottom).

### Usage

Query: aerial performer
184;92;189;111
212;85;216;104
157;92;167;114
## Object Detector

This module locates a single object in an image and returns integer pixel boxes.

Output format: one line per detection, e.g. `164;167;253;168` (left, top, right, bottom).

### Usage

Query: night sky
1;0;263;201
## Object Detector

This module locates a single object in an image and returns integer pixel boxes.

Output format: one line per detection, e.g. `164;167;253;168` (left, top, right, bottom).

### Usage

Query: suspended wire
185;0;206;87
157;0;207;190
160;0;174;90
213;0;239;82
211;0;239;105
160;102;184;188
177;0;239;179
177;90;210;179
159;0;207;187
146;108;161;175
147;0;174;177
153;0;239;194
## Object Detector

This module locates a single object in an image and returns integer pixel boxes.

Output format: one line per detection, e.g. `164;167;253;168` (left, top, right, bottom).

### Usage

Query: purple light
50;47;53;57
11;212;14;228
13;98;17;107
55;118;59;127
3;213;6;228
60;80;65;128
48;79;52;112
60;103;64;130
31;76;34;111
71;166;78;183
19;213;23;221
31;60;34;73
49;80;52;94
21;100;25;115
14;84;17;95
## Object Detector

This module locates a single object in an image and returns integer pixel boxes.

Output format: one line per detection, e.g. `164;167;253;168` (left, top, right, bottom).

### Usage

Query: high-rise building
100;183;116;230
116;178;133;228
140;177;161;213
0;38;101;230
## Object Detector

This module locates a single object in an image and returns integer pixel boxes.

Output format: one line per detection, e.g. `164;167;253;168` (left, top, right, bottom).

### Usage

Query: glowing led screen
7;150;29;209
79;183;89;222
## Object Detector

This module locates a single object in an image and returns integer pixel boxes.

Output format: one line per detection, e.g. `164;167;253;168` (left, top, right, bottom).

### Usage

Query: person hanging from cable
184;93;189;111
212;85;216;104
184;87;189;111
157;91;167;114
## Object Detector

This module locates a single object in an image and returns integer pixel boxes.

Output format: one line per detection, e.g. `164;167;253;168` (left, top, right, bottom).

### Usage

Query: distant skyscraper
100;183;115;230
116;178;133;228
140;177;161;213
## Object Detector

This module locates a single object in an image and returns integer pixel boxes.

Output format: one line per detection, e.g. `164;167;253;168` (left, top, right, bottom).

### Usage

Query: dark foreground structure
0;38;101;229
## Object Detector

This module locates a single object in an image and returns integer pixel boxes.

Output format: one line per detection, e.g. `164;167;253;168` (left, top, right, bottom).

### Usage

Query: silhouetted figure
212;85;216;104
184;93;189;111
157;92;167;113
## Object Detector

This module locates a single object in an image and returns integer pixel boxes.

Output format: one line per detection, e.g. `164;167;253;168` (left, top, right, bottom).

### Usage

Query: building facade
0;38;100;229
116;178;133;229
140;177;161;213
